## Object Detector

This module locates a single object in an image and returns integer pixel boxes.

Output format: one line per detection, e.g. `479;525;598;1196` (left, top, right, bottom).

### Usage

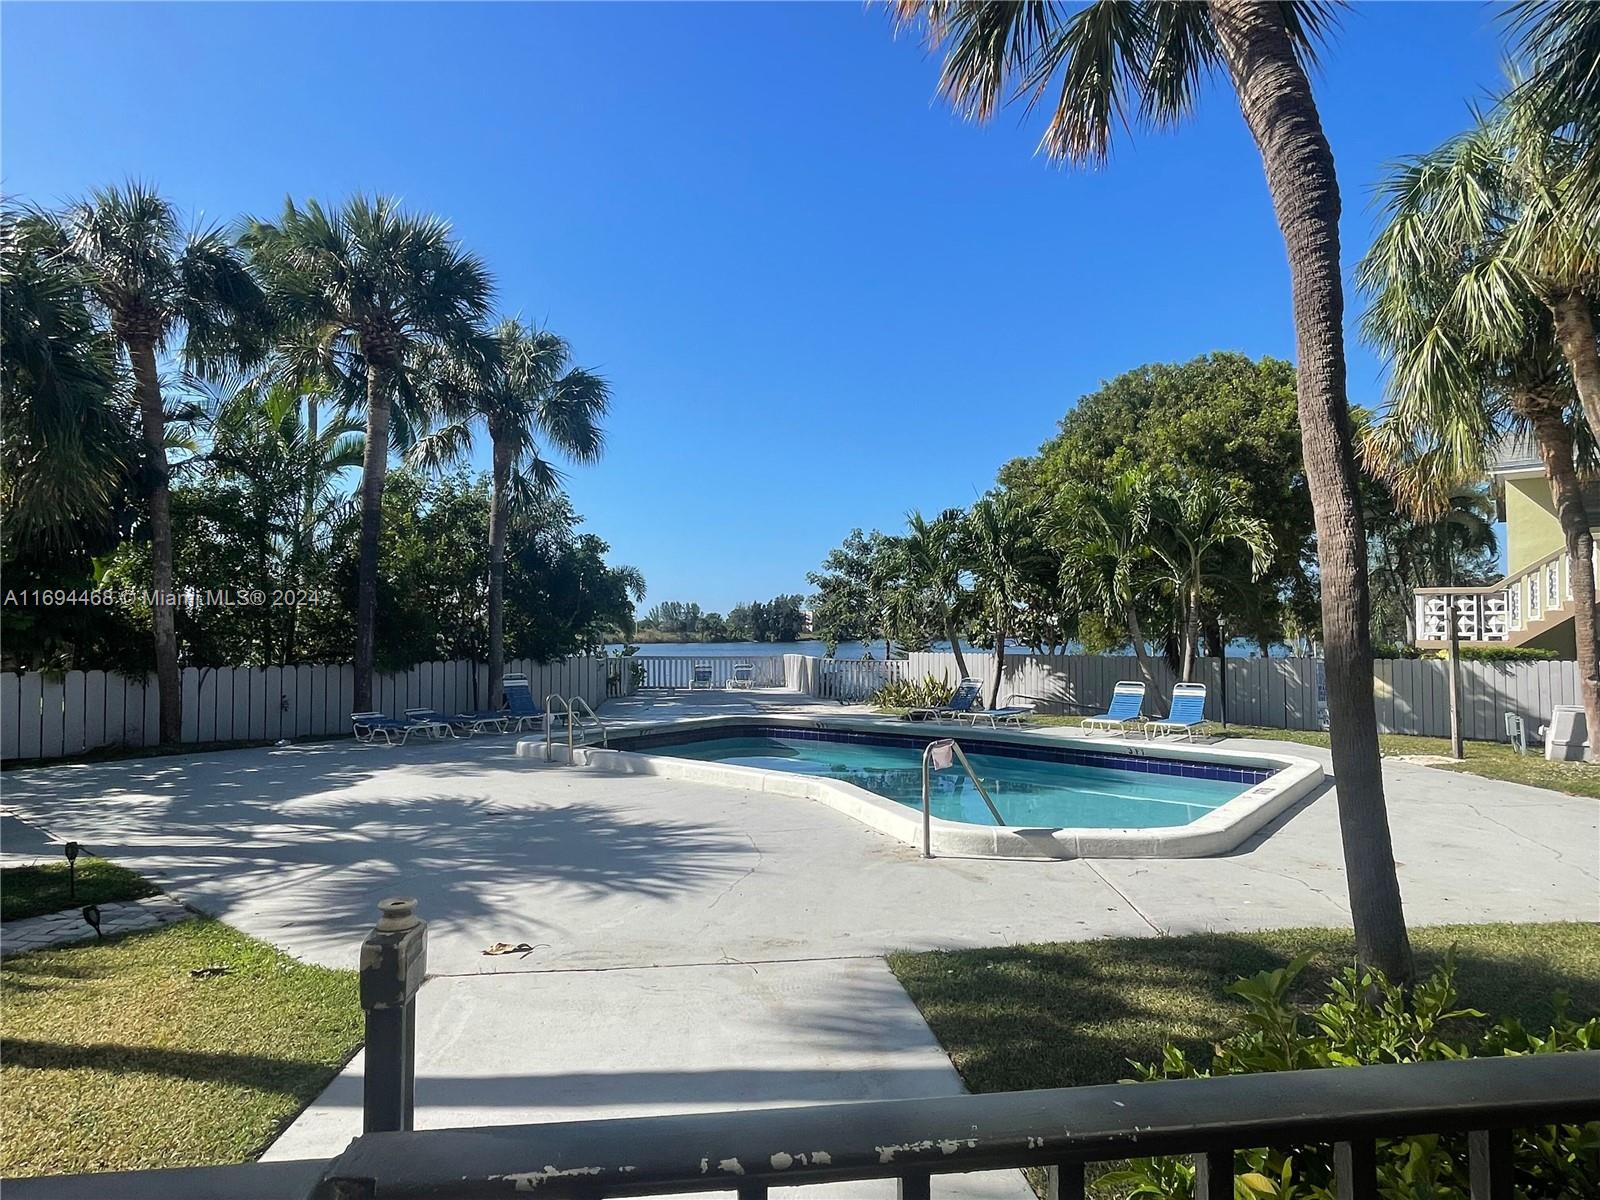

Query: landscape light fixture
63;840;81;898
81;904;102;940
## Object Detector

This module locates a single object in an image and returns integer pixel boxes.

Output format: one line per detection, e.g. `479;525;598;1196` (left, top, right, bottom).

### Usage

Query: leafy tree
902;509;974;677
44;183;268;742
1055;470;1163;684
1365;483;1499;646
964;492;1049;708
893;0;1413;983
1361;111;1600;760
243;196;492;709
1004;353;1313;647
807;529;902;654
1147;477;1274;681
411;319;608;708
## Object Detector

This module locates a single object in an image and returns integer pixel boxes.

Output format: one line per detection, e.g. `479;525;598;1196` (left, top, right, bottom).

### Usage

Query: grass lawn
888;922;1600;1098
1;918;361;1178
1023;713;1600;800
1;858;160;922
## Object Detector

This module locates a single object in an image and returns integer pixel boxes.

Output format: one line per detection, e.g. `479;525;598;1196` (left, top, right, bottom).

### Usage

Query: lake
609;640;1036;660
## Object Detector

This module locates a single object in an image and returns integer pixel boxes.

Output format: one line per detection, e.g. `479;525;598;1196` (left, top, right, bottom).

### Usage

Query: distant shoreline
627;632;823;645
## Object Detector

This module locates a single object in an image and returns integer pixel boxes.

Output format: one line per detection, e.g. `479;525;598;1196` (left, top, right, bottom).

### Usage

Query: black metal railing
7;900;1598;1200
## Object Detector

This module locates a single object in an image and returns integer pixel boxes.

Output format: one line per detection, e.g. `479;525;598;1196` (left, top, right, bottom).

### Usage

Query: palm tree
965;491;1046;709
243;196;492;709
892;1;1413;980
1;206;134;552
902;508;973;677
1147;478;1274;682
1055;470;1161;685
1508;0;1600;197
1362;134;1600;759
48;183;267;743
411;320;608;709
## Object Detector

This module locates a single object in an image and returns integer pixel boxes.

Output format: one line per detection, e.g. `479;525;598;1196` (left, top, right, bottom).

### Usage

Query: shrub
872;673;955;710
1097;956;1598;1199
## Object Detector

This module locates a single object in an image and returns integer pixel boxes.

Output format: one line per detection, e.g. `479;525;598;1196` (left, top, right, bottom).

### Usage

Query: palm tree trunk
127;340;182;745
1180;579;1201;682
989;608;1007;709
1549;294;1600;441
1210;0;1414;984
1523;397;1600;763
487;438;512;712
354;361;391;711
1124;605;1157;686
945;613;972;680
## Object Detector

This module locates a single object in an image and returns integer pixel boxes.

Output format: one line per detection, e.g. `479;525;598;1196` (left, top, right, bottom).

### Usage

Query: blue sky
4;2;1512;612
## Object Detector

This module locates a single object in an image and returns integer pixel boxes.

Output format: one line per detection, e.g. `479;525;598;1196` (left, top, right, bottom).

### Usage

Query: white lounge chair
728;663;756;690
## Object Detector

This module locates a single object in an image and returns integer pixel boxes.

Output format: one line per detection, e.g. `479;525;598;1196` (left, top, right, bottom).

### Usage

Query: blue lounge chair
352;711;433;746
909;678;982;723
1081;681;1146;735
689;661;715;690
1144;682;1209;741
501;675;557;732
728;663;756;690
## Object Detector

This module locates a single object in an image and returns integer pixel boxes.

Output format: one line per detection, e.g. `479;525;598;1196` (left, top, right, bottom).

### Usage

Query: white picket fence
632;655;789;690
0;656;627;763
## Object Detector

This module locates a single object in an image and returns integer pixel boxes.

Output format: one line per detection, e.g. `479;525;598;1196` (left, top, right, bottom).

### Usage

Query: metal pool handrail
920;737;1004;858
543;693;607;762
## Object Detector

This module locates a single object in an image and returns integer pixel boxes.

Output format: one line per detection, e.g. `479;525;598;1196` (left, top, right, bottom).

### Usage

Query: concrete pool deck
2;688;1595;1191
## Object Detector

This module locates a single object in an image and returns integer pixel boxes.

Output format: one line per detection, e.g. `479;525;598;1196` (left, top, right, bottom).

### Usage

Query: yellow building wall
1505;476;1567;573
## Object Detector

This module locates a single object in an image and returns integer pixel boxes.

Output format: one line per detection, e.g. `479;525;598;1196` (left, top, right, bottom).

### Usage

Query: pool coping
517;714;1325;860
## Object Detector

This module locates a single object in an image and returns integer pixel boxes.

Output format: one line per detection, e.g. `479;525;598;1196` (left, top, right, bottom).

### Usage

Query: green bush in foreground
1100;956;1598;1199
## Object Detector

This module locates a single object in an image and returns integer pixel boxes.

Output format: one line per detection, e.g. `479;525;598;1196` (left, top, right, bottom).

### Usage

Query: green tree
46;183;267;742
1361;113;1600;757
1147;477;1274;681
893;0;1413;982
1055;469;1162;684
1003;353;1312;647
902;508;974;677
1364;483;1499;646
412;320;608;708
243;196;492;710
808;529;903;654
965;491;1048;708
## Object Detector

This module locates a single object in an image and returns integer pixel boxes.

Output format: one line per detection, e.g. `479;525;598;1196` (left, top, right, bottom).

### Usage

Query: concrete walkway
2;693;1594;1191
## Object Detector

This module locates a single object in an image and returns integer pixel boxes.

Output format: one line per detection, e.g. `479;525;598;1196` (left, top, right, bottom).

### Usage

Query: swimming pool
539;716;1324;859
653;731;1258;829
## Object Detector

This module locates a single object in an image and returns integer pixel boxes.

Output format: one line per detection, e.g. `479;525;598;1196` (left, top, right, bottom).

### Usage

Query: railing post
1192;1150;1231;1200
360;897;428;1133
1334;1139;1378;1200
1469;1128;1513;1200
1046;1161;1086;1200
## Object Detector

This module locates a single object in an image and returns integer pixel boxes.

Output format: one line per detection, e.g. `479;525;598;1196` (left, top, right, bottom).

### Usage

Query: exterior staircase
1413;546;1598;650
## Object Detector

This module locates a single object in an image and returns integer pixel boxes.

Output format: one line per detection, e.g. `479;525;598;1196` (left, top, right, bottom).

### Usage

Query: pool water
658;734;1247;828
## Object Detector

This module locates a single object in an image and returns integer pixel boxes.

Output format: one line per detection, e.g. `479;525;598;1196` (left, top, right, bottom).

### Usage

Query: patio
2;690;1594;1192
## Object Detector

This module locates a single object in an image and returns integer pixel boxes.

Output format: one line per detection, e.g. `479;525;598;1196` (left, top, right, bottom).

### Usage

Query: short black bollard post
360;897;427;1134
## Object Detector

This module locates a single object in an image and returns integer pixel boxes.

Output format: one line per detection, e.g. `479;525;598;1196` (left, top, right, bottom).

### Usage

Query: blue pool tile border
615;723;1272;786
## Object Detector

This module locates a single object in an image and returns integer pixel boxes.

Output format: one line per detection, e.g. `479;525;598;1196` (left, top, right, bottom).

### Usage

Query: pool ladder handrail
543;693;608;763
919;737;1004;859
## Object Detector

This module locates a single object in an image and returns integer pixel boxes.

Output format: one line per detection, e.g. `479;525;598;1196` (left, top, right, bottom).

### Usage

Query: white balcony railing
1414;545;1597;646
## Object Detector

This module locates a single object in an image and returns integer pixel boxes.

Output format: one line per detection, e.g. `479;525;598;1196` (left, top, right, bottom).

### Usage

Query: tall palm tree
48;183;267;743
1508;0;1600;199
243;196;492;709
1362;135;1600;759
965;491;1046;708
902;508;973;678
892;1;1413;980
1055;470;1161;685
1;206;134;552
411;320;608;709
1148;477;1274;682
